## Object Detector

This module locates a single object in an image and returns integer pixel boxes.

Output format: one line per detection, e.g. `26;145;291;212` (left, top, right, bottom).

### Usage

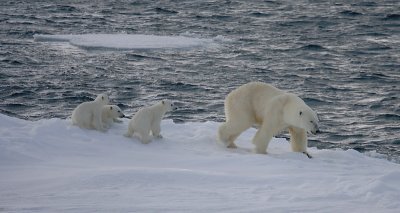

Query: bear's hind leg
124;123;134;138
92;110;106;132
124;129;134;138
82;113;96;129
138;132;151;144
218;121;250;149
217;123;231;146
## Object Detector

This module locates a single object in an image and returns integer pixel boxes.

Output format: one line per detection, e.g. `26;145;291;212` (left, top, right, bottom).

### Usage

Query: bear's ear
299;111;303;116
110;106;113;110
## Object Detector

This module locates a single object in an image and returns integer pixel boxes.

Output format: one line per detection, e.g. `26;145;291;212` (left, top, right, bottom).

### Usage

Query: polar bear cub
124;100;176;144
71;93;109;131
218;82;320;158
101;105;125;129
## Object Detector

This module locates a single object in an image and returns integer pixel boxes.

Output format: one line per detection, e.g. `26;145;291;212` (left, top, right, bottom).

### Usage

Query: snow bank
0;114;399;212
33;34;214;50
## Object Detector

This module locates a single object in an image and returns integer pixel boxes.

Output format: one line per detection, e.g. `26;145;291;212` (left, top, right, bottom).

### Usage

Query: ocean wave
34;34;215;50
352;2;377;7
376;113;400;121
383;14;400;21
42;4;80;13
1;56;40;65
351;72;392;81
340;10;363;16
302;97;331;106
152;7;178;15
299;44;327;51
125;53;165;61
249;12;271;17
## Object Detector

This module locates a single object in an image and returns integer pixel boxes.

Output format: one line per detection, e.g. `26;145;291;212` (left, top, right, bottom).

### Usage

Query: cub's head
106;105;125;118
283;95;320;135
95;93;110;105
161;100;178;112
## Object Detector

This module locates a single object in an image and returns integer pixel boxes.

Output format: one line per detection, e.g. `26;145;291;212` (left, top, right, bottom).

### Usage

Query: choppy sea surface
0;0;399;162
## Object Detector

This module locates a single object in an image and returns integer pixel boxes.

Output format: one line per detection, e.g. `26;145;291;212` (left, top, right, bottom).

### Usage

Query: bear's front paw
254;148;267;154
227;143;237;149
302;151;313;159
114;119;123;123
141;140;151;144
155;134;163;139
124;132;132;138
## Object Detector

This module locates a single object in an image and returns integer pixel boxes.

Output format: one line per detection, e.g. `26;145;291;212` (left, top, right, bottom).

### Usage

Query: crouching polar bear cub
124;100;177;144
101;105;125;129
218;82;320;158
71;93;109;131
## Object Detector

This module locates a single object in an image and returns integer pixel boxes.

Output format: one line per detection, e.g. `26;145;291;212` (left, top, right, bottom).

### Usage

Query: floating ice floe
0;114;399;212
34;34;215;50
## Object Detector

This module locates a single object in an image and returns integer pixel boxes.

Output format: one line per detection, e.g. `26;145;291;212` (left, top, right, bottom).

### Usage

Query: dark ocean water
1;0;399;162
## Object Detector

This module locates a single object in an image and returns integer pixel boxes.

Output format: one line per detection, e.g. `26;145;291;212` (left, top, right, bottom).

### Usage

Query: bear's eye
118;110;120;113
299;111;303;116
310;121;314;124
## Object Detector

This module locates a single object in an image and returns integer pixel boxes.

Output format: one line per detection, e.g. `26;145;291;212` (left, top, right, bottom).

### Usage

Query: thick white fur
124;100;176;144
101;105;125;129
71;94;109;131
218;82;319;155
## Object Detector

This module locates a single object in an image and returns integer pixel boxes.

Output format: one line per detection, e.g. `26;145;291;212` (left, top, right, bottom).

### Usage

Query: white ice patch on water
1;114;400;212
33;34;215;50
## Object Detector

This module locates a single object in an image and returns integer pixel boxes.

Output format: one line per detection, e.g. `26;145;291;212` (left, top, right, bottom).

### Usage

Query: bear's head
283;94;320;135
107;105;125;118
95;93;110;105
161;100;178;112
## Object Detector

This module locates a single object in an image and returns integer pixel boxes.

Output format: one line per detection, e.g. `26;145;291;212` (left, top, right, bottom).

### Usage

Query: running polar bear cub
218;82;320;158
71;93;109;131
124;100;177;144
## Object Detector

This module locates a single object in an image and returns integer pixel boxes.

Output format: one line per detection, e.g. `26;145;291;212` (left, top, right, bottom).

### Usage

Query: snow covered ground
0;114;399;212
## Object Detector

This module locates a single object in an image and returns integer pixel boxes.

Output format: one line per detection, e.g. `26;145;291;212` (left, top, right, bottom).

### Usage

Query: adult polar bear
218;82;320;157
